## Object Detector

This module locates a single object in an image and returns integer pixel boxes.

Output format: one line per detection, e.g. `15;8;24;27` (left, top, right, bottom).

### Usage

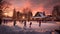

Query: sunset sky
2;0;60;17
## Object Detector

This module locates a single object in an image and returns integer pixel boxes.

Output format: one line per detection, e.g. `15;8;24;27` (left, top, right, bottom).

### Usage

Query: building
45;15;53;21
32;12;46;21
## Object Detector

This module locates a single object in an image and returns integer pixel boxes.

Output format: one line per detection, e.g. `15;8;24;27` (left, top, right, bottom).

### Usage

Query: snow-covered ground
2;21;60;32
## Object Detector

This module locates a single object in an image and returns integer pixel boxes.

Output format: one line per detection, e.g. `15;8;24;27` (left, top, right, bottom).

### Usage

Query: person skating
24;21;26;27
39;21;41;27
14;20;16;26
29;22;32;28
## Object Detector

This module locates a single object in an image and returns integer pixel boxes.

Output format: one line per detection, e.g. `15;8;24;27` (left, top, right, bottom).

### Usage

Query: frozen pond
2;21;60;32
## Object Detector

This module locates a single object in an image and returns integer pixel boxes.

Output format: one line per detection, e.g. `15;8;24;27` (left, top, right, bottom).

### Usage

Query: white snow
2;21;60;32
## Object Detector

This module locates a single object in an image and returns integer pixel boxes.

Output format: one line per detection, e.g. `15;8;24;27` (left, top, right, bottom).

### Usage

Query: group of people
23;21;41;28
23;21;32;28
14;20;33;28
0;19;41;28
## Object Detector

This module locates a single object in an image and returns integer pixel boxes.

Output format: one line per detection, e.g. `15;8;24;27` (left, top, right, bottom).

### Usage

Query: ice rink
2;21;60;32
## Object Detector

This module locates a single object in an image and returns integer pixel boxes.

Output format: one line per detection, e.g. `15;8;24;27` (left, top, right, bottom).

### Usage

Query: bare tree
0;0;11;25
52;5;60;21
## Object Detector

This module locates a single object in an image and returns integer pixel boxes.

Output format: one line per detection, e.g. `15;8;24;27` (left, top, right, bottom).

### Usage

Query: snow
2;21;60;32
0;21;60;34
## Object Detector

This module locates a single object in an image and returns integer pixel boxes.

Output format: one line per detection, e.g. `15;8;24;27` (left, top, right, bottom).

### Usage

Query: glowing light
4;13;8;16
22;16;25;19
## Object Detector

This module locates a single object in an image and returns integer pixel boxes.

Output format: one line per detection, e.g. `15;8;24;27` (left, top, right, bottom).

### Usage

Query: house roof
32;12;46;18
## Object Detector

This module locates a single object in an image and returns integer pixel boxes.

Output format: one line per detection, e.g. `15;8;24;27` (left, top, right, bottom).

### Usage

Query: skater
23;21;27;30
14;20;16;26
4;19;7;24
29;22;32;28
39;21;41;27
24;21;26;27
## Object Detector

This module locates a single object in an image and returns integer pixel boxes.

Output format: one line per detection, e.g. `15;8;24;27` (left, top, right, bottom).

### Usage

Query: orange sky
2;0;60;17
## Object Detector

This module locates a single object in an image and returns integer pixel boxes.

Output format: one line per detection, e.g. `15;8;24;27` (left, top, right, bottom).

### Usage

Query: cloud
30;0;60;7
3;0;60;15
